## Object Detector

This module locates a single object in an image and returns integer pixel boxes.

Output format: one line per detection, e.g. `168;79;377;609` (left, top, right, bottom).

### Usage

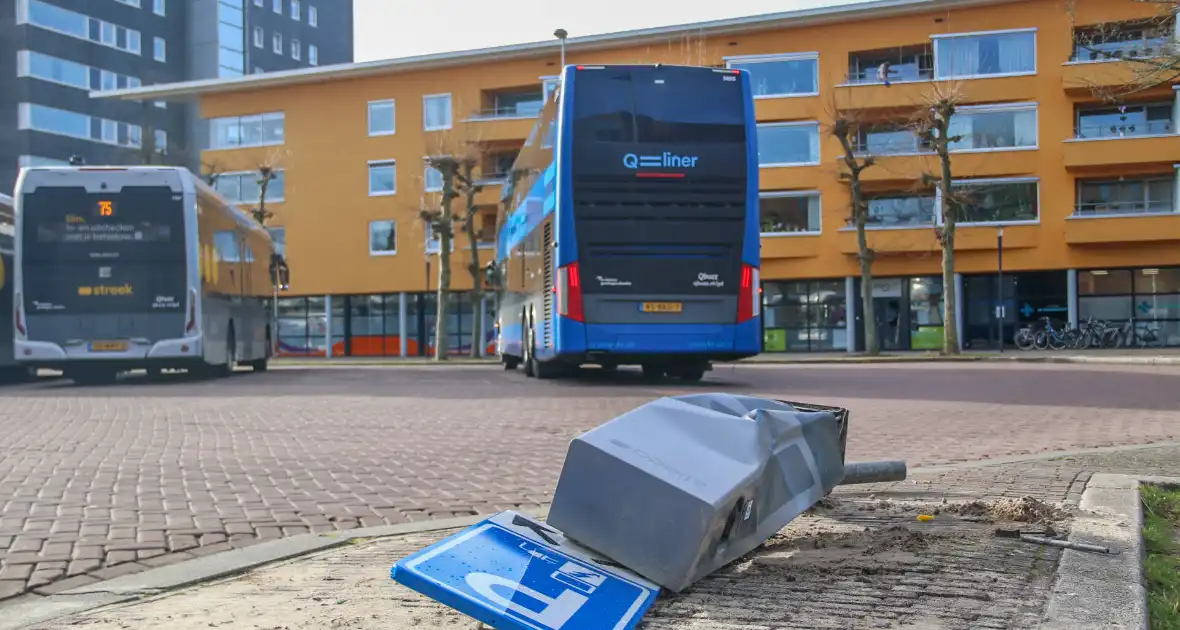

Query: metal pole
838;460;908;485
554;29;568;68
997;227;1004;353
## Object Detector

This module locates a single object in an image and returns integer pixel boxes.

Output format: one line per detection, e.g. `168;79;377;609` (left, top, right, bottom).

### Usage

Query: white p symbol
466;572;587;628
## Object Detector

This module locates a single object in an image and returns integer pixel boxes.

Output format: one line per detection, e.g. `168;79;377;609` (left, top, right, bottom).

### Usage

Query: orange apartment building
94;0;1180;356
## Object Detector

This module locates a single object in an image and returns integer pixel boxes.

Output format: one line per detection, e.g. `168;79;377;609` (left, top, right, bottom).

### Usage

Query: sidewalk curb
0;509;547;630
1036;473;1169;629
269;354;1180;368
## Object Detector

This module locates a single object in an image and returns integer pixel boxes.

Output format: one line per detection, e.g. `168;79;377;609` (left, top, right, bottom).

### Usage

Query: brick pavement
0;361;1177;601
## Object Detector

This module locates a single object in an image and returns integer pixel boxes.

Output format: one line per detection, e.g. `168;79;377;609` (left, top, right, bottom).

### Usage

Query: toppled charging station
546;393;849;592
391;393;871;629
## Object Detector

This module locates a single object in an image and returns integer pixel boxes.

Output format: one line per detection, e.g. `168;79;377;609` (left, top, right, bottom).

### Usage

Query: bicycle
1034;317;1078;350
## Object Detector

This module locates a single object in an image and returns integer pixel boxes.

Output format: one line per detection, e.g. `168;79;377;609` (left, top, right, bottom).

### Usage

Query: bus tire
70;368;117;386
641;364;664;380
503;356;520;370
677;366;706;383
250;358;269;372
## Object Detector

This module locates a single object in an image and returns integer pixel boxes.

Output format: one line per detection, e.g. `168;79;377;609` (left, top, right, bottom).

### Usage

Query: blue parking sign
391;511;659;630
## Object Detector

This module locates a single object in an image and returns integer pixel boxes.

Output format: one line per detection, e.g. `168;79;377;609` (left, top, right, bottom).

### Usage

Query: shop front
275;292;496;357
761;279;849;352
851;276;945;351
1077;267;1180;347
961;271;1069;350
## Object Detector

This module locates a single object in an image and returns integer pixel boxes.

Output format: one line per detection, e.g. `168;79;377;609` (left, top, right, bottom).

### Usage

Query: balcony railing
1076;119;1175;139
1071;37;1171;62
469;102;543;121
475;172;510;186
852;136;928;155
846;67;933;85
1075;200;1176;216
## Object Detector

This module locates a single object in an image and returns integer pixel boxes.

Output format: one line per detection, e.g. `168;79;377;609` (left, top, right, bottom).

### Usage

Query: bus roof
0;193;12;208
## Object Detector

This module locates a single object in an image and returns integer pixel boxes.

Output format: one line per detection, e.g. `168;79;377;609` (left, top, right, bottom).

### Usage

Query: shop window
1077;267;1180;346
347;294;400;356
909;277;944;350
276;296;327;357
762;280;847;352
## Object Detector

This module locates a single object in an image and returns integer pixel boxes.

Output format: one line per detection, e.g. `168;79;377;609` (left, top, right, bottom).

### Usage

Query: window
947;104;1038;150
209;112;285;149
308;5;317;26
19;1;142;55
254;0;262;6
1075;102;1174;139
865;194;937;227
424;164;443;192
760;192;821;234
113;0;140;6
291;39;301;60
18;51;140;92
272;32;282;54
847;45;934;84
756;122;820;166
272;0;281;13
253;26;263;47
308;44;318;65
726;53;819;97
424;223;454;253
368;160;396;196
153;37;166;62
423;94;453;131
761;280;848;352
214;231;241;263
153;0;165;16
855;126;925;155
933;29;1037;79
542;77;560;101
1076;178;1176;216
949;178;1039;224
369;220;397;255
154;100;167;109
18;103;141;148
213;170;287;203
1073;21;1171;62
1079;267;1180;347
267;227;286;257
153;129;168;153
290;0;300;19
367;100;395;136
18;155;71;168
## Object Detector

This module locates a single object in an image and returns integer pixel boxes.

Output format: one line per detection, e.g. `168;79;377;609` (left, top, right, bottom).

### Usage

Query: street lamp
554;29;568;68
996;225;1004;353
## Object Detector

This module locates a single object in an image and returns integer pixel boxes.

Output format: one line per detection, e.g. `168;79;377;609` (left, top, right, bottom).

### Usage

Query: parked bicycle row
1013;316;1167;350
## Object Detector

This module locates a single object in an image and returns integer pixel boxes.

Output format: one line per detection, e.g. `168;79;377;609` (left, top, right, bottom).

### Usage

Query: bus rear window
21;186;183;261
572;67;746;144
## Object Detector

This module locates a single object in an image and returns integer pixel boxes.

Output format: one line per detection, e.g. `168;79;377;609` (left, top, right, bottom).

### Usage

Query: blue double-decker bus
491;64;761;381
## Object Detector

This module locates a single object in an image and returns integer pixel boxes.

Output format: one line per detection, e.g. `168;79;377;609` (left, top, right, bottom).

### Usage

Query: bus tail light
737;264;760;323
185;289;198;333
14;293;25;337
556;262;584;322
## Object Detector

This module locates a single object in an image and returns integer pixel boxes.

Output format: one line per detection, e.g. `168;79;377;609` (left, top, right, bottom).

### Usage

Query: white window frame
18;1;142;56
17;50;142;93
423;160;443;192
208;112;285;150
214;170;287;203
931;27;1038;81
291;39;301;60
367;159;397;197
153;36;166;62
253;26;263;48
308;5;317;26
368;220;397;256
272;32;282;54
272;0;281;13
423;93;453;131
367;99;395;136
153;0;165;16
290;0;300;19
759;190;823;236
423;223;455;254
308;44;318;65
18;102;141;149
854;102;1041;158
723;52;820;99
756;121;822;168
936;176;1041;227
253;0;263;6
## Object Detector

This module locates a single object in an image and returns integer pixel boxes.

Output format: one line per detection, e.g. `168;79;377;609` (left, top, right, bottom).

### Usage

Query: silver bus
13;166;290;385
0;192;35;381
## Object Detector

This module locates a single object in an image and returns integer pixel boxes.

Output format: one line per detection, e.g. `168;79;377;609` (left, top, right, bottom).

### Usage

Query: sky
353;0;861;62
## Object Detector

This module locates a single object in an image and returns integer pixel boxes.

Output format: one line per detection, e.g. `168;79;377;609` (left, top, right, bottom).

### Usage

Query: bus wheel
503;356;520;370
641;364;664;380
70;369;117;386
677;365;706;383
523;324;536;377
250;357;269;372
219;327;237;378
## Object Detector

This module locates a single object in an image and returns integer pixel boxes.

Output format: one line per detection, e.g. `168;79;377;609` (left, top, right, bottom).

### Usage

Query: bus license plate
89;341;128;352
640;302;682;313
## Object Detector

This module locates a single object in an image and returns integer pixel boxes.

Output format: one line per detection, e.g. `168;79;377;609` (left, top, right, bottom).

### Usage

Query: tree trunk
464;190;483;358
434;180;456;361
850;181;878;356
937;150;960;355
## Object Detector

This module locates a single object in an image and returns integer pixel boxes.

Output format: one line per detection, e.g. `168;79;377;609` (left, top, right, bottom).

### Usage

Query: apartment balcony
835;222;1038;255
761;234;823;259
851;149;1041;184
832;72;1039;112
1065;212;1180;245
1063;36;1174;93
760;165;825;190
1063;124;1180;170
465;111;538;143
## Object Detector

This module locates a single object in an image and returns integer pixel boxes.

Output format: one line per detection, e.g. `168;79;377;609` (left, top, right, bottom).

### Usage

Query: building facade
94;0;1180;356
1;0;353;190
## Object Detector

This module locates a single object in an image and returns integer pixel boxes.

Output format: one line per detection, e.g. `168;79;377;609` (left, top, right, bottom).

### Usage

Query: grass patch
1142;483;1180;630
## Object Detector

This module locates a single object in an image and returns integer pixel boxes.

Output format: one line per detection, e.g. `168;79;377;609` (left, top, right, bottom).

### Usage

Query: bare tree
1067;0;1179;98
247;149;288;226
911;83;965;355
827;103;880;355
455;157;487;358
420;154;463;361
200;159;224;187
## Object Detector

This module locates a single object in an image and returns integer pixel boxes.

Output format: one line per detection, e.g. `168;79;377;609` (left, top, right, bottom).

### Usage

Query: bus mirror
271;254;291;291
483;262;498;287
